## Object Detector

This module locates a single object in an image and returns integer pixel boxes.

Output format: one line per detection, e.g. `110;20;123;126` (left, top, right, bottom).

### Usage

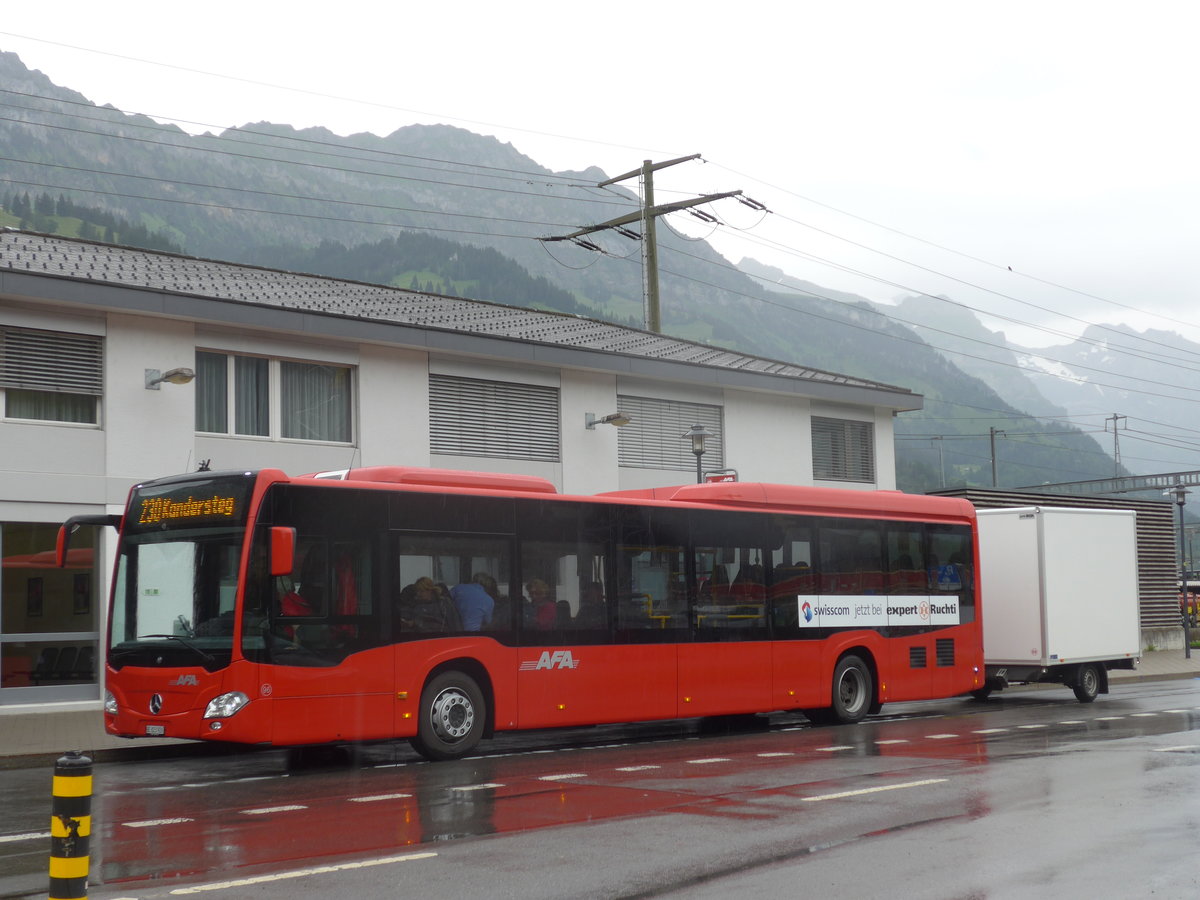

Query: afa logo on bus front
797;595;959;628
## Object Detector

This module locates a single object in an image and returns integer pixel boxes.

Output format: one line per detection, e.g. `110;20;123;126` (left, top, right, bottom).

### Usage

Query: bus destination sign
137;494;238;525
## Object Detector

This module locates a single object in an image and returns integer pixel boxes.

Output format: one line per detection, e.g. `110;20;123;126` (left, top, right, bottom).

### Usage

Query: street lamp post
1165;482;1192;659
681;424;713;484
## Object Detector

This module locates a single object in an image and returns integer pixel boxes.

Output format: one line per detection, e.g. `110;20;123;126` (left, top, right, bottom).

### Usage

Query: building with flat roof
0;229;921;706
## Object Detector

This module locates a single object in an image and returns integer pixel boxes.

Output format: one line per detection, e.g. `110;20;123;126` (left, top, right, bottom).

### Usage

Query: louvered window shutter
430;375;560;462
615;395;724;471
812;416;875;482
0;326;102;395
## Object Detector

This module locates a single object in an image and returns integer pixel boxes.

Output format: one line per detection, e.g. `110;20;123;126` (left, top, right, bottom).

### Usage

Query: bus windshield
109;473;255;671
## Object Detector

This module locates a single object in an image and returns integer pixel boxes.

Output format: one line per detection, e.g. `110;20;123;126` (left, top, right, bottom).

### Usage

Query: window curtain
281;362;351;442
194;351;228;433
234;357;269;436
5;389;96;423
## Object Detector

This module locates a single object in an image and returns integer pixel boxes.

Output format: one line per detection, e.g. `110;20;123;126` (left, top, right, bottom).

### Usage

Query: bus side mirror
56;514;123;566
270;526;296;577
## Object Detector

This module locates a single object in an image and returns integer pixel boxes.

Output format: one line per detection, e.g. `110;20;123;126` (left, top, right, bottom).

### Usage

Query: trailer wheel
830;654;873;723
410;670;486;761
1072;663;1100;703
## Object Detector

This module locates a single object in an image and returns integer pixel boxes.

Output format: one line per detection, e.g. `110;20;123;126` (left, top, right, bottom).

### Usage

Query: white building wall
721;389;811;485
358;344;430;469
874;407;898;491
105;314;198;494
560;370;622;496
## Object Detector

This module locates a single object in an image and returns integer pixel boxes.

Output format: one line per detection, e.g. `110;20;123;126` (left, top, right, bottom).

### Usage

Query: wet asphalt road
2;679;1199;899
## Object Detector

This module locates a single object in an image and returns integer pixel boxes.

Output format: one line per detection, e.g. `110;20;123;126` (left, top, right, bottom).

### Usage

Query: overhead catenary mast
541;154;760;333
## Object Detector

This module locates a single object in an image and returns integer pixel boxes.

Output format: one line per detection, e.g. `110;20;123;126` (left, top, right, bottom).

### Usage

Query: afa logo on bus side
519;650;580;671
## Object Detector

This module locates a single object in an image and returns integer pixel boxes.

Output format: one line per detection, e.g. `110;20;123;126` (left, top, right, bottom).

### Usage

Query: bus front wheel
830;654;873;724
411;670;486;761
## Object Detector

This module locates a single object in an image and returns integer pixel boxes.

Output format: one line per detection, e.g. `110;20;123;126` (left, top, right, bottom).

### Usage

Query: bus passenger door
685;537;773;715
267;538;394;745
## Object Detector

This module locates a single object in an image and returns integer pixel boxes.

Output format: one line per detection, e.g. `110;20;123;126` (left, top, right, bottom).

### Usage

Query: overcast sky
3;1;1198;349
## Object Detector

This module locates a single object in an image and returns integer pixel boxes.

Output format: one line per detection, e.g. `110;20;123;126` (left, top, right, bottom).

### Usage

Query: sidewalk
2;649;1198;769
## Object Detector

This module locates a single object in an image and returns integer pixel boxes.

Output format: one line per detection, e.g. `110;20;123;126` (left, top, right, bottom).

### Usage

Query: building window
812;416;875;482
429;374;560;462
196;351;353;443
615;396;724;471
0;326;102;425
1;521;101;693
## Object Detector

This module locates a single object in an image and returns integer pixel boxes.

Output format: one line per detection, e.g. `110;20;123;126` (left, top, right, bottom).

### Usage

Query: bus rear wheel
830;654;873;724
411;671;486;761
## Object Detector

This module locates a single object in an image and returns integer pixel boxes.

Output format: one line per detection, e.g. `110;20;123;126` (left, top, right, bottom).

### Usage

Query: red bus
62;466;984;760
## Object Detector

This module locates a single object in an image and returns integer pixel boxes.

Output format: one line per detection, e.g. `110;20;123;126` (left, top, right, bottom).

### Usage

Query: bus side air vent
339;466;558;494
936;638;955;667
909;646;927;669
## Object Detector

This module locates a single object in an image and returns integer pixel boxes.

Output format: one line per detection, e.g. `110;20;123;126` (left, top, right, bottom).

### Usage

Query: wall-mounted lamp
681;423;713;483
145;367;196;390
585;412;632;429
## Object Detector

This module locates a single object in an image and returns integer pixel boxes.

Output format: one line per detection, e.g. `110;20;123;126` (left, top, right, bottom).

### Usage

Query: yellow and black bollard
49;750;92;900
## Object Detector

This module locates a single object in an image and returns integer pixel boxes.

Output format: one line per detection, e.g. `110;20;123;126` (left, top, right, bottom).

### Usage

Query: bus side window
886;527;926;594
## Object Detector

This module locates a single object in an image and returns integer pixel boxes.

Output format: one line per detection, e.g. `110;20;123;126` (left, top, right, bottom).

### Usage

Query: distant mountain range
3;49;1187;495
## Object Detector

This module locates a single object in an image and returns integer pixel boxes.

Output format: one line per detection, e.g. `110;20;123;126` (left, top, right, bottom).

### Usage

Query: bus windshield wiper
137;634;216;665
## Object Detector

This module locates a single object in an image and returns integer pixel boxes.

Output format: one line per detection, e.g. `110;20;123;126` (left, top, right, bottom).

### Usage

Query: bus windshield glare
109;473;255;671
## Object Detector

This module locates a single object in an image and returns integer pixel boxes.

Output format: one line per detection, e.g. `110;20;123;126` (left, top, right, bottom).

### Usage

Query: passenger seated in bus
574;581;607;627
397;576;460;632
524;578;557;629
451;572;497;632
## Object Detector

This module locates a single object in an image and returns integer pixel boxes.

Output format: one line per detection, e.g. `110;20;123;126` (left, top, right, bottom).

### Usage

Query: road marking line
449;783;504;792
757;752;794;757
168;851;438;894
1017;724;1047;730
803;778;948;802
925;733;958;740
815;745;854;752
1058;721;1085;725
1096;716;1125;721
241;805;307;815
875;739;908;745
1154;746;1198;753
1163;709;1190;713
348;793;413;803
0;832;48;844
687;758;731;765
538;773;587;781
616;765;660;772
1130;713;1157;718
124;818;195;828
973;728;1007;734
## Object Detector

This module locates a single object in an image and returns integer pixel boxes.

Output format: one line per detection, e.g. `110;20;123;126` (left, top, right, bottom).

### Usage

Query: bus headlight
104;691;118;716
204;691;250;719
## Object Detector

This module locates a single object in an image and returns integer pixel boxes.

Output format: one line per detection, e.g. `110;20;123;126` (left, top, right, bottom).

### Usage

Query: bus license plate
145;724;166;736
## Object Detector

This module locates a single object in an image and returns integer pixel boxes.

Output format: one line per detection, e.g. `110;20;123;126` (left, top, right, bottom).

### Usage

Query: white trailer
974;506;1141;702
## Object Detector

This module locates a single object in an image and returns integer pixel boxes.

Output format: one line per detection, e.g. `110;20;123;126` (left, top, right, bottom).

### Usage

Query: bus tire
830;654;873;724
1072;663;1100;703
410;670;486;761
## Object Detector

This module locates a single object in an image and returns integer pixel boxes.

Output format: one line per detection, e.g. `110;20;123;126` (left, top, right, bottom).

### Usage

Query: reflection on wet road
2;680;1198;897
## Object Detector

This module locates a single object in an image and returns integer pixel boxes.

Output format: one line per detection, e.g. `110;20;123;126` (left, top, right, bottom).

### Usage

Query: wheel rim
430;687;475;743
1082;668;1098;694
837;666;867;715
